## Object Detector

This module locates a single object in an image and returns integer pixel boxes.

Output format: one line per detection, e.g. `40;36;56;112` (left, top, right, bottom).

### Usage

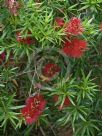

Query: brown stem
39;126;46;136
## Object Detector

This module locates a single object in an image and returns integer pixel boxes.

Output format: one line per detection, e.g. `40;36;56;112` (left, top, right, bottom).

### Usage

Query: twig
39;126;46;136
49;125;57;136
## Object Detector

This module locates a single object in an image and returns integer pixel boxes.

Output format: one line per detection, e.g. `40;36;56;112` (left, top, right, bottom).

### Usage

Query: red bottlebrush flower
42;63;61;78
65;17;84;35
62;38;87;58
55;18;64;28
53;95;71;110
0;52;6;60
21;94;46;124
16;31;35;45
0;52;6;64
6;0;20;16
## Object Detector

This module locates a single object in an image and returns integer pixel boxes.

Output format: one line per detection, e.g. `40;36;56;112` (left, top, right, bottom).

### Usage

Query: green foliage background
0;0;102;136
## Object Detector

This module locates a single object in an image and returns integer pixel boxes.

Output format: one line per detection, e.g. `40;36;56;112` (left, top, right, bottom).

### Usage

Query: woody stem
39;126;46;136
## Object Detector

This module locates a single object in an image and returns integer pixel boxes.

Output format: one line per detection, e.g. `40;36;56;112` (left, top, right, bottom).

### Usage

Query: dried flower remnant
100;23;102;31
21;94;46;124
34;83;42;89
6;0;20;16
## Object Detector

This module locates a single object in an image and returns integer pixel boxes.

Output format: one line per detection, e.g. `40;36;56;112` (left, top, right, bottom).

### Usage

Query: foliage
0;0;102;136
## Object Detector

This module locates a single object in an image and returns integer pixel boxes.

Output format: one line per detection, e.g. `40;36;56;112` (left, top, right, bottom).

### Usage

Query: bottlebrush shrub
0;0;102;136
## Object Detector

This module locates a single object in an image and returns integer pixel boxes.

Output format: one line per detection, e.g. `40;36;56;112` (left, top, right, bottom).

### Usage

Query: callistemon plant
0;0;102;136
